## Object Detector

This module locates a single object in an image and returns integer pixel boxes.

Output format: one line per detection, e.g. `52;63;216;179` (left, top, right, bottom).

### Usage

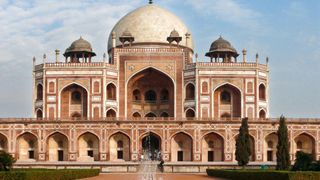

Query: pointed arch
60;83;88;118
77;132;100;161
171;132;193;161
36;109;43;119
259;109;266;119
107;83;117;100
46;132;69;161
185;108;195;118
202;132;224;162
294;133;316;159
259;83;266;100
213;82;242;118
106;108;117;118
0;133;8;152
109;132;130;161
185;83;195;100
36;83;43;101
17;132;38;161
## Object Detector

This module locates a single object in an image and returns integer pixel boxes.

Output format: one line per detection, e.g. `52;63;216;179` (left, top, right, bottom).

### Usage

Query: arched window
185;83;195;100
107;84;116;100
145;90;156;102
202;82;208;93
247;82;253;93
186;109;195;118
259;84;266;100
160;112;169;117
71;91;81;104
259;110;266;119
133;89;141;101
160;89;169;101
145;112;157;118
36;84;43;101
133;112;141;118
106;109;116;117
220;91;231;104
36;109;42;119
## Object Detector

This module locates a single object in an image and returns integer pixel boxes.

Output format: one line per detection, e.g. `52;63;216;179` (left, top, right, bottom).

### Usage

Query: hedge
206;169;320;180
0;169;100;180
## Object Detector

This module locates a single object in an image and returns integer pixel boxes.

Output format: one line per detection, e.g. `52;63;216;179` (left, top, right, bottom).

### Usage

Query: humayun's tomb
0;1;319;173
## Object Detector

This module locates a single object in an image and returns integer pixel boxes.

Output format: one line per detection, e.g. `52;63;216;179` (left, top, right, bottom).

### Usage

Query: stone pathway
82;173;226;180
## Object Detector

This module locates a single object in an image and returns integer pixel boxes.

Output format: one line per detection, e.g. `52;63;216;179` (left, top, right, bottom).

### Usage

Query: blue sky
0;0;319;118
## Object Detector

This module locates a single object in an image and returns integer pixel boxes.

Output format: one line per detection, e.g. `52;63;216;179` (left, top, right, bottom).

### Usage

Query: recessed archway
145;112;157;118
171;132;193;162
185;83;195;100
109;132;130;161
47;132;68;161
259;84;266;100
107;83;117;100
36;84;43;101
259;109;266;119
36;109;43;119
0;134;8;152
17;132;38;161
294;133;315;159
214;84;241;118
186;109;195;118
106;109;116;117
127;68;174;117
264;133;277;162
77;132;99;161
202;132;224;162
141;132;161;161
60;84;88;118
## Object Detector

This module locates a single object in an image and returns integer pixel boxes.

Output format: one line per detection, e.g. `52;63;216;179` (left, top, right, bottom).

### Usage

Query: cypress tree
235;118;252;167
276;115;291;170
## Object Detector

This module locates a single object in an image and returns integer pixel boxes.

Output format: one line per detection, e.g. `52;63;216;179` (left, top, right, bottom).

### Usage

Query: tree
235;118;252;167
0;151;16;171
292;151;313;171
276;115;291;170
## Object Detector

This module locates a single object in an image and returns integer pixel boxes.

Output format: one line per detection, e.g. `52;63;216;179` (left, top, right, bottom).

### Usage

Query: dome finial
149;0;153;4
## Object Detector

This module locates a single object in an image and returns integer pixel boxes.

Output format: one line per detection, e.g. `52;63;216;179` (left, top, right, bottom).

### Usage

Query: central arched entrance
214;84;241;118
141;132;161;160
127;68;174;118
60;84;88;119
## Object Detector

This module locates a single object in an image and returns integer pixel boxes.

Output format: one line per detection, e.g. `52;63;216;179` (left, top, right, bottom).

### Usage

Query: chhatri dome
107;2;194;51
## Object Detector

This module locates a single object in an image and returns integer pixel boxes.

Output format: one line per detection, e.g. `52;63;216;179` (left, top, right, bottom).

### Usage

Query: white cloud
185;0;262;31
0;0;143;116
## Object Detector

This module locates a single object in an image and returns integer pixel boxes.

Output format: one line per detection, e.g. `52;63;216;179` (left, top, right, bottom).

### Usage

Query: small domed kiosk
205;36;239;63
63;37;96;63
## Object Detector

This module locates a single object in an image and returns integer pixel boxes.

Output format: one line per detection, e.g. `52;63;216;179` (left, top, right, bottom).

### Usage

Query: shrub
292;151;313;171
206;169;320;180
0;151;16;171
0;169;100;180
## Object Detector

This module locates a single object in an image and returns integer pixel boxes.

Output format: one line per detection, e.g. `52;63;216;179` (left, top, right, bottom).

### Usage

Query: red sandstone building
0;2;318;172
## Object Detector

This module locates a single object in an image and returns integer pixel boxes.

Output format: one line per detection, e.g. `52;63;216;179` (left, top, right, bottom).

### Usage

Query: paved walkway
82;173;226;180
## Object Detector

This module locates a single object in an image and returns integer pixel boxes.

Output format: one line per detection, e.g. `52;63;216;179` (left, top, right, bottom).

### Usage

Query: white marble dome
107;4;194;51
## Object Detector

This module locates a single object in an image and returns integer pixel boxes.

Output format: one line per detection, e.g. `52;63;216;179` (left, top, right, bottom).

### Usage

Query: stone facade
0;3;318;169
